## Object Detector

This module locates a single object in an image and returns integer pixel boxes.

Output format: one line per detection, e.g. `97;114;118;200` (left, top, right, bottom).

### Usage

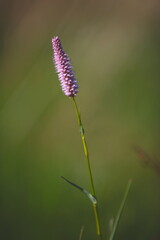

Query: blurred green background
0;0;160;239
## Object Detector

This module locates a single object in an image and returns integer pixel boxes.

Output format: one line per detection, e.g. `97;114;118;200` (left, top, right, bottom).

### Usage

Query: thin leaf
109;179;132;240
61;176;97;204
61;176;84;191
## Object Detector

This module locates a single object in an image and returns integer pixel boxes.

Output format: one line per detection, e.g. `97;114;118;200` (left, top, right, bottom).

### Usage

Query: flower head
52;36;79;97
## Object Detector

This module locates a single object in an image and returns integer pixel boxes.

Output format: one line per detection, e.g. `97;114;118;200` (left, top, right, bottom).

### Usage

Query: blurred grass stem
109;179;132;240
72;97;102;240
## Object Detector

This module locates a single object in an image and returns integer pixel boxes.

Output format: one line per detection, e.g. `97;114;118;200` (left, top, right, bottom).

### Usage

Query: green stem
72;97;102;240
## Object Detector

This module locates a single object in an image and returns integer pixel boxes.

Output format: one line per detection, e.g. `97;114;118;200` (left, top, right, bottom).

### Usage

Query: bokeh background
0;0;160;239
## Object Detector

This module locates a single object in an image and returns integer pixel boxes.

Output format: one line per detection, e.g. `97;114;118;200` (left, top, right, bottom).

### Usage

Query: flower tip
52;36;59;41
52;36;59;47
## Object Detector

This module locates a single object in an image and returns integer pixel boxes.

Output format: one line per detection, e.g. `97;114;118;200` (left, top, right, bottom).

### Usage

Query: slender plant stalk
79;226;84;240
109;179;132;240
72;97;102;240
52;37;132;240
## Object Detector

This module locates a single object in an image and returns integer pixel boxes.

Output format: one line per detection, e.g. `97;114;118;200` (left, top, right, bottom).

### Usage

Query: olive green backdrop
0;0;160;239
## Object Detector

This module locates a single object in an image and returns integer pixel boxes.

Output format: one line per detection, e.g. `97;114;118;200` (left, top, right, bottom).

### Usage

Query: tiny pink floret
52;36;79;97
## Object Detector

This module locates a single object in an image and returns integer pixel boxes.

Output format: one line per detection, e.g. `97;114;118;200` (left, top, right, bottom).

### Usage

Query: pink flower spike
52;36;79;97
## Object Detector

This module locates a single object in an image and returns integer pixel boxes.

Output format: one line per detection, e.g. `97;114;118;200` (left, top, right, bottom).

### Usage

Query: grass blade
61;176;97;204
79;226;84;240
109;179;132;240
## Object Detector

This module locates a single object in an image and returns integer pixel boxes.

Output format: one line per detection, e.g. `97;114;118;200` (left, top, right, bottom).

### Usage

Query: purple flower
52;36;79;97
